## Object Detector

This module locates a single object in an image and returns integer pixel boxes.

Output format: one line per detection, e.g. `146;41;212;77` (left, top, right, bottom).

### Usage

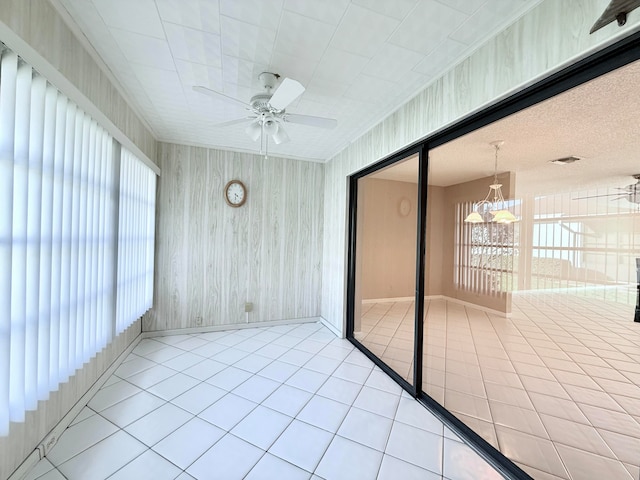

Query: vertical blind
0;46;156;436
116;148;156;335
455;201;517;295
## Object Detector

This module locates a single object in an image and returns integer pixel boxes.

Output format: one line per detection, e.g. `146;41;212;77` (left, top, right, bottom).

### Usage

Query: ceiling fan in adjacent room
193;72;337;157
573;174;640;204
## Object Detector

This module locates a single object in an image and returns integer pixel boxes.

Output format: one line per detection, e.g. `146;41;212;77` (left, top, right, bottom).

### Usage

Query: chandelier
464;141;518;224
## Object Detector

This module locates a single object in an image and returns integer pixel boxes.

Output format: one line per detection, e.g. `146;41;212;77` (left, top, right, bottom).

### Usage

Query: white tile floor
24;322;504;480
356;290;640;480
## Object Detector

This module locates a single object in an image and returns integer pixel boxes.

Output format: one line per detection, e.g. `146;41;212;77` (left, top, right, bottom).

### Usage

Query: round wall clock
398;197;411;217
224;179;247;207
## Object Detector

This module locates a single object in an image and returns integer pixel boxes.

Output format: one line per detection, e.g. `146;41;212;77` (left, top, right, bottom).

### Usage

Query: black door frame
345;30;640;480
345;143;427;395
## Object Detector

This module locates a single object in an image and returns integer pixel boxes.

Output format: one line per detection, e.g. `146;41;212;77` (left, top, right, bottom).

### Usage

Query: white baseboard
141;316;321;339
361;295;510;318
428;295;511;318
8;448;40;480
361;296;414;304
319;316;344;339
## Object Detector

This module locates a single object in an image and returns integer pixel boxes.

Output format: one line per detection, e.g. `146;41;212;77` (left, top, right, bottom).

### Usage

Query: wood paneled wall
144;143;324;331
321;0;640;334
0;0;157;166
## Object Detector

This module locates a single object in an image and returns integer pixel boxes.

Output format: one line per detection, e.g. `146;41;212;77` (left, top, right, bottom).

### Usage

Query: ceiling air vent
550;156;581;165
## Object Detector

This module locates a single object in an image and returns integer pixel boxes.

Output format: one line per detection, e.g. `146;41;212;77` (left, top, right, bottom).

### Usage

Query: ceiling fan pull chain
265;130;269;160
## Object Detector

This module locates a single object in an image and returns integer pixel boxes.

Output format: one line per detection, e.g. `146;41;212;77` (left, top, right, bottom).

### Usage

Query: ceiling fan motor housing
250;93;273;111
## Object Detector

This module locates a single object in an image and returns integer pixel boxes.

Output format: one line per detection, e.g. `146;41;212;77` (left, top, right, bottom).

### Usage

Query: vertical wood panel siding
320;0;640;334
145;143;324;331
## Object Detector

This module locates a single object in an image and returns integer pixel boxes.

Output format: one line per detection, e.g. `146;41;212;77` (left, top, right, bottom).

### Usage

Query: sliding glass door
347;147;427;390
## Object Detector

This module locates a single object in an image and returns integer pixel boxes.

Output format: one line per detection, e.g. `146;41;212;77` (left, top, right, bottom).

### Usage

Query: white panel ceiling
55;0;541;161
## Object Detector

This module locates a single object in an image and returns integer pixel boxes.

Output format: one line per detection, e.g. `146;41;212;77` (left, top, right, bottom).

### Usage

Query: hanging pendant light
464;141;519;224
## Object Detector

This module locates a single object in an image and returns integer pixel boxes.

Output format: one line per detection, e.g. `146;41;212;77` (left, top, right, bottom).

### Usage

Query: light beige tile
519;375;570;400
539;414;615;458
453;413;499;449
495;426;568;479
445;389;492;422
491;403;548;439
532;346;571;361
445;372;486;397
481;367;524;389
516;462;568;480
623;462;640;480
610;393;640;417
555;444;633;480
512;362;556;380
578;404;640;438
484;383;533;409
478;356;516;372
424;384;444;404
550;369;601;389
423;368;445;388
528;392;590;425
598;429;640;465
508;351;547;367
564;385;624;412
593;378;640;398
542;357;585;374
580;364;630;382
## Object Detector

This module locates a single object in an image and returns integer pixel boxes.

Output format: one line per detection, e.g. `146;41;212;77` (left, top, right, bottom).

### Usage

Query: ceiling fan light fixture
263;117;278;136
272;123;290;144
246;121;262;142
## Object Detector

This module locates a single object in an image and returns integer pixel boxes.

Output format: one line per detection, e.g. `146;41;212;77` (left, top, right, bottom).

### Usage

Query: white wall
320;0;640;334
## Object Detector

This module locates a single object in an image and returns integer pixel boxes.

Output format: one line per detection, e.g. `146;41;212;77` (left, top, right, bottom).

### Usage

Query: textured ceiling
53;0;540;162
369;59;640;202
430;59;640;193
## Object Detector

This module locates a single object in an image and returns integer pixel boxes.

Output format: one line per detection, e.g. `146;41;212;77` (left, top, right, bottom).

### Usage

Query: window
0;46;156;436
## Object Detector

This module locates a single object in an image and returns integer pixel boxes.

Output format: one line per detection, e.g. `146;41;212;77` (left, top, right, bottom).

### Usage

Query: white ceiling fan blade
213;117;256;128
193;85;251;109
268;78;305;110
573;193;631;200
284;113;337;129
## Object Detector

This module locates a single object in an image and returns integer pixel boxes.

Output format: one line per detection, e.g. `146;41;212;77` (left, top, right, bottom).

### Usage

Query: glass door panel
352;153;420;385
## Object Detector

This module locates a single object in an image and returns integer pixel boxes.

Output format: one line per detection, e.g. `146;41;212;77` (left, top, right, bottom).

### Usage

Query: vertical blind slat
0;50;18;436
9;61;33;423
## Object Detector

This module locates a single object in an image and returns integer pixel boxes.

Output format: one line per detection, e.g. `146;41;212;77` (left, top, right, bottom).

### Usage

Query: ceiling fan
573;174;640;204
193;72;337;156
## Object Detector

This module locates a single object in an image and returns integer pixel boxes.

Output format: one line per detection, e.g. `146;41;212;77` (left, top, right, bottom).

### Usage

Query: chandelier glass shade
464;142;518;224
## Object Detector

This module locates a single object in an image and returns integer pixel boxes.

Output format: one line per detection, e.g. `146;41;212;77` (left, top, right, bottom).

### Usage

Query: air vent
550;156;581;165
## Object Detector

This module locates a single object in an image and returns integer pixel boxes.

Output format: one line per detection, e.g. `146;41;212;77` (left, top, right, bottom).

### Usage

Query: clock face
224;180;246;207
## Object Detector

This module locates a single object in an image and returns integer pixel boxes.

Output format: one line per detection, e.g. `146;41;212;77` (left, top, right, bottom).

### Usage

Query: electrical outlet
244;302;253;313
194;316;203;326
42;433;57;456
